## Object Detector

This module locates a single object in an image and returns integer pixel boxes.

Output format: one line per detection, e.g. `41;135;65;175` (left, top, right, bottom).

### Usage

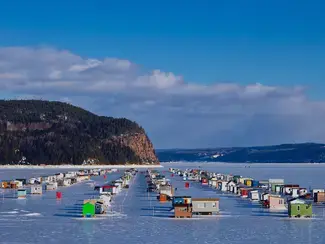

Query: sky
0;0;325;149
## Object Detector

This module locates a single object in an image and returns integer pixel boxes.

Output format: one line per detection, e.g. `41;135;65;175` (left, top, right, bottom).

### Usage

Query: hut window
197;203;205;208
297;206;300;211
279;200;283;204
212;202;217;208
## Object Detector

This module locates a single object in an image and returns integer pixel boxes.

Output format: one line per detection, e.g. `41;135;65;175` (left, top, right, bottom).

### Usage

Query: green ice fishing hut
82;201;96;218
288;199;312;218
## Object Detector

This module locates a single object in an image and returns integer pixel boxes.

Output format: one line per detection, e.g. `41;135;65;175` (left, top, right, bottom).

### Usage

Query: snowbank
0;164;163;169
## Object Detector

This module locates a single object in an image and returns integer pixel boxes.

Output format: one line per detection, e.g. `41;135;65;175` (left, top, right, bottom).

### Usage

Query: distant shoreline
0;164;163;169
160;162;325;166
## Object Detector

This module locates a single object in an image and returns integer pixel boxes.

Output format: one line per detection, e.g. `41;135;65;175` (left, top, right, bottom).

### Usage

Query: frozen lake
1;163;325;244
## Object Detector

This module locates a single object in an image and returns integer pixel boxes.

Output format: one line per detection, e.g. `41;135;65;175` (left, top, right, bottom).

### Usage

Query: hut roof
288;198;306;204
192;198;219;201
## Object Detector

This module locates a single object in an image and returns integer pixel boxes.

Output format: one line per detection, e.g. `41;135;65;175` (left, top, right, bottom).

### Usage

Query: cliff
0;100;159;165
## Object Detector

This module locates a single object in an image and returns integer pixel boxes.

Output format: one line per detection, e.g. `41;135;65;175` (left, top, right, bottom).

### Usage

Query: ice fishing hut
173;196;192;218
41;176;50;183
83;201;96;218
314;192;325;203
258;180;269;189
113;181;122;193
288;199;312;218
227;181;236;193
10;181;18;189
70;178;78;184
17;189;27;199
100;195;111;209
15;179;27;186
299;188;308;197
269;179;284;192
1;181;9;188
268;195;286;211
159;193;169;202
48;175;57;182
63;178;72;186
28;178;37;185
218;181;228;192
249;190;260;201
210;178;218;188
260;192;270;202
233;175;242;184
224;174;233;182
291;187;300;198
251;180;259;188
64;172;76;178
282;184;299;196
274;185;283;194
201;178;208;186
55;173;64;180
159;185;173;197
239;187;250;198
77;175;90;182
115;179;125;188
95;202;105;214
192;198;219;215
101;185;117;195
46;182;58;191
244;179;253;187
312;189;324;198
30;185;42;194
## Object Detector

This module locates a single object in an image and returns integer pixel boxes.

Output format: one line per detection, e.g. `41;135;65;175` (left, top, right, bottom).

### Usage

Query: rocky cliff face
108;133;157;164
0;100;159;165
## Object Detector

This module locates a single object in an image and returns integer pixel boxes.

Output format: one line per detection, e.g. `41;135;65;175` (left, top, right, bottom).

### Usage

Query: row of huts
147;169;174;202
169;168;315;218
2;168;114;199
146;170;220;218
82;169;137;218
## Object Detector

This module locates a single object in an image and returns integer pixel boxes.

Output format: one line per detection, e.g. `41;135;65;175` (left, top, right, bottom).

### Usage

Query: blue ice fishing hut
17;189;27;199
252;180;259;187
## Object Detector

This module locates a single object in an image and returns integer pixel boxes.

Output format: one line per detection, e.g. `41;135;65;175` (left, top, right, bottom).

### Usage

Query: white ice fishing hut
30;185;42;194
46;182;58;190
249;190;260;201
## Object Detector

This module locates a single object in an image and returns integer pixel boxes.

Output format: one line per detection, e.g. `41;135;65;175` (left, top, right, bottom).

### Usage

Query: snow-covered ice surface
0;163;325;243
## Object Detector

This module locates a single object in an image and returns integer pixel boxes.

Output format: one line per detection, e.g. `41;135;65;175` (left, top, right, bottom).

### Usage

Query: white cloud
135;70;183;89
0;46;324;148
68;58;102;72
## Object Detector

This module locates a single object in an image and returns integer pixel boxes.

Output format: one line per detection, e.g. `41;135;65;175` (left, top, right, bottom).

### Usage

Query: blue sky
0;1;325;148
1;1;325;95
